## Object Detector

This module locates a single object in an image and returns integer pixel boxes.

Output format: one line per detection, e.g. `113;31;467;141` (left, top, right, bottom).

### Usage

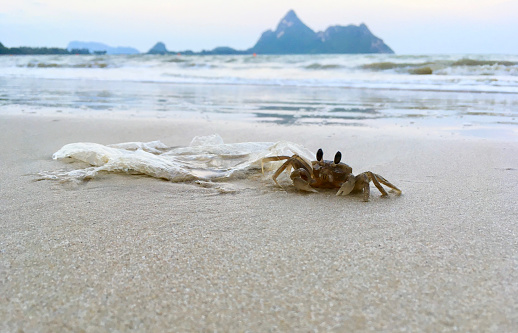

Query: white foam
2;54;518;93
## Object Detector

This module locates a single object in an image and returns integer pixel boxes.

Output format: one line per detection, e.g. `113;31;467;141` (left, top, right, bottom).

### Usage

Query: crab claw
290;168;317;193
336;176;355;196
293;177;318;193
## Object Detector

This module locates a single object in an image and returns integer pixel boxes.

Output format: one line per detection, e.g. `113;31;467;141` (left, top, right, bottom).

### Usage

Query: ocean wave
161;57;187;63
361;58;518;76
2;54;518;93
451;58;517;67
304;63;343;70
363;62;436;75
22;62;110;68
408;67;433;75
360;61;433;71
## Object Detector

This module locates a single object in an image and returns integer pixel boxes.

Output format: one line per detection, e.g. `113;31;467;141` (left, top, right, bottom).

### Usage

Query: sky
1;0;518;54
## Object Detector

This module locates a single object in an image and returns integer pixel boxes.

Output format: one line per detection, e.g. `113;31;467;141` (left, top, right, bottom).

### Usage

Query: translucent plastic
45;134;314;183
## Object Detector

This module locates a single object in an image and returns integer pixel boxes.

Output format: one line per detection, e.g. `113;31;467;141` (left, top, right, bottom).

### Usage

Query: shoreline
1;113;517;331
4;73;518;95
2;107;517;143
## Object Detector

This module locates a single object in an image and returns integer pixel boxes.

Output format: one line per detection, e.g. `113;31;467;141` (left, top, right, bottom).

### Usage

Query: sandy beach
1;113;517;331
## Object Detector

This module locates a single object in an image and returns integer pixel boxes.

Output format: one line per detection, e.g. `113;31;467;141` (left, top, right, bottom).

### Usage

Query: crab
261;148;401;201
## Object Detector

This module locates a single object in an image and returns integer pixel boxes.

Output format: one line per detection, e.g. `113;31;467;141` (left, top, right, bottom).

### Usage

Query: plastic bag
45;134;314;182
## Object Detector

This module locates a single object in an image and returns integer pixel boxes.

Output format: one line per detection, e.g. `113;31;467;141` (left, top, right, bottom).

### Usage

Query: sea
1;53;518;139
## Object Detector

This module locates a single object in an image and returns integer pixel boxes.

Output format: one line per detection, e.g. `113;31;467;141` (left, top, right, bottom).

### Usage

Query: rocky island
250;10;393;54
150;10;393;55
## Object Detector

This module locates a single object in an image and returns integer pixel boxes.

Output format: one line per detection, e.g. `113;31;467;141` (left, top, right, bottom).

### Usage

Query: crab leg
292;155;314;177
355;173;372;201
366;171;389;197
373;173;402;196
261;156;290;174
355;171;402;201
270;159;295;187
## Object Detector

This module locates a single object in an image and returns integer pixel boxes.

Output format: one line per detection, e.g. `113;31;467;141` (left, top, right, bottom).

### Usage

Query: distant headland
1;10;393;56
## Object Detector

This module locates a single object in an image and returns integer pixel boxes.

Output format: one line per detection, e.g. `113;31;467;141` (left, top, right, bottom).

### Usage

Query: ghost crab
261;149;401;201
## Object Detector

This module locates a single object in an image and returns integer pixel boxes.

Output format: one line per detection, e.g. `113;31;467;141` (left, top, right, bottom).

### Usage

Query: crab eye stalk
316;148;323;162
334;151;342;164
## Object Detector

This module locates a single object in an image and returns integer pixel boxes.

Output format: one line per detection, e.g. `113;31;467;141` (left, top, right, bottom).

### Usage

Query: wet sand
1;114;517;331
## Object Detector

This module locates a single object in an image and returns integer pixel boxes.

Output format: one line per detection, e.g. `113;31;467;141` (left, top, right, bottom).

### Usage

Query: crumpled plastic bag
42;134;314;183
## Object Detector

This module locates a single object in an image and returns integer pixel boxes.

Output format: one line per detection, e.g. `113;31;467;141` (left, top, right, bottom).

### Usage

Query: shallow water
2;76;517;139
1;54;518;140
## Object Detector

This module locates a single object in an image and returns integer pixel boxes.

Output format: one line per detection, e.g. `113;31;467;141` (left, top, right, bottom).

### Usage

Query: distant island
149;10;393;55
67;41;140;55
250;10;393;54
0;42;89;55
147;42;248;56
1;10;393;56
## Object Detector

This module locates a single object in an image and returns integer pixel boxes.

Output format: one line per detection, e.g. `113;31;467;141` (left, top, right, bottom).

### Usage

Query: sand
1;114;517;332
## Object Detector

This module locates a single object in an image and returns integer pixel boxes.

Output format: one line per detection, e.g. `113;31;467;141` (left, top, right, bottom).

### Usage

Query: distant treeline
0;42;92;55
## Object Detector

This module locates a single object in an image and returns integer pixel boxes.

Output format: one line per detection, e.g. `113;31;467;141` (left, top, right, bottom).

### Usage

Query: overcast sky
1;0;517;54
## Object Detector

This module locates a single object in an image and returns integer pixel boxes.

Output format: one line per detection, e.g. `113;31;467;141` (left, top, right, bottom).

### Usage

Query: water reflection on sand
1;77;517;139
